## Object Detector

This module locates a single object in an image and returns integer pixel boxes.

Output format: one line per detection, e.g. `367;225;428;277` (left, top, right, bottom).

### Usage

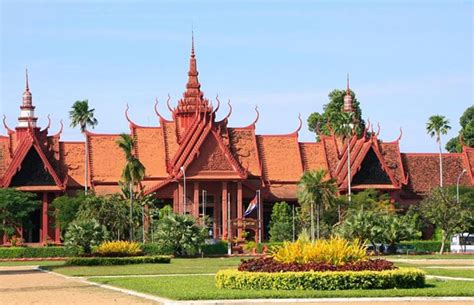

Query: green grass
90;275;474;300
44;257;243;276
0;260;65;266
394;262;474;279
383;254;474;259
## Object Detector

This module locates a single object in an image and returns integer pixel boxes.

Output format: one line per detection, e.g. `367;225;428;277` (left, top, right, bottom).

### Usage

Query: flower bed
64;255;171;266
216;268;425;290
238;257;396;273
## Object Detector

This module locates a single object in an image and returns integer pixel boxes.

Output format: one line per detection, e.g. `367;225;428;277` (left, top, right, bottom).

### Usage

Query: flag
244;194;258;217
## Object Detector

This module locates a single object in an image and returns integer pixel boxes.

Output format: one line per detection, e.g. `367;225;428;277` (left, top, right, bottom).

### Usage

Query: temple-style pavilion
1;41;473;245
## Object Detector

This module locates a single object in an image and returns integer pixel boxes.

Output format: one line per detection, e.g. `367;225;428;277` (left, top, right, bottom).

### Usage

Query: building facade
1;44;473;245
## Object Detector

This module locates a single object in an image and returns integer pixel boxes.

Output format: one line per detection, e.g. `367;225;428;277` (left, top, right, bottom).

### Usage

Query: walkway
1;266;474;305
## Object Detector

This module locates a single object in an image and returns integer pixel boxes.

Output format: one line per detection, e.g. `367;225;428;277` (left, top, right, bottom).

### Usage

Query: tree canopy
446;106;474;152
0;188;40;239
307;89;365;140
269;201;294;242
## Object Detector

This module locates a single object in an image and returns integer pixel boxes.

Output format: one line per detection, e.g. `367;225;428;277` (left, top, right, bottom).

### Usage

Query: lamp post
180;166;186;214
456;169;467;204
257;189;262;243
343;74;354;205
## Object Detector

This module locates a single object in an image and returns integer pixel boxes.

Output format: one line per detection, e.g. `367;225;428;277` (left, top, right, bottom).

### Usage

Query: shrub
64;219;109;255
201;241;228;255
64;255;171;266
238;257;396;273
0;246;79;259
153;213;206;256
94;241;142;257
272;237;366;266
269;201;294;242
215;268;425;290
400;240;450;253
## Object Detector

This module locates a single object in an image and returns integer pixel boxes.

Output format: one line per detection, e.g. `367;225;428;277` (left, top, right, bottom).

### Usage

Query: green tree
116;133;146;242
297;169;337;241
269;202;294;242
336;209;382;251
64;219;109;255
446;106;474;152
380;214;421;253
69;100;98;193
75;194;130;240
0;189;40;240
153;213;206;256
419;187;472;254
426;115;451;187
51;193;87;238
307;89;365;140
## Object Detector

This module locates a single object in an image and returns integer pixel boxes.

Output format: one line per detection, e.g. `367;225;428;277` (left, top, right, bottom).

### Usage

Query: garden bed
215;268;426;290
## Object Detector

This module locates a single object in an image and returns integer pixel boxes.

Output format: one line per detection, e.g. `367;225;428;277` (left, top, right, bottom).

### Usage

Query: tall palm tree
298;169;337;241
332;111;356;207
69;100;98;193
426;115;451;187
116;133;145;241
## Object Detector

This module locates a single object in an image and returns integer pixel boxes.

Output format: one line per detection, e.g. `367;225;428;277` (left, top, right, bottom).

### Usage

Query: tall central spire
18;68;37;128
178;32;208;112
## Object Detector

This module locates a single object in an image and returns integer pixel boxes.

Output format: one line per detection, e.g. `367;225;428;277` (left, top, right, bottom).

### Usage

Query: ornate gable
186;131;244;178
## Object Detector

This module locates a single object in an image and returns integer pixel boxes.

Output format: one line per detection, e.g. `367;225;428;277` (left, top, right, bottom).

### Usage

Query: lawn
90;275;474;300
0;260;65;266
44;257;244;276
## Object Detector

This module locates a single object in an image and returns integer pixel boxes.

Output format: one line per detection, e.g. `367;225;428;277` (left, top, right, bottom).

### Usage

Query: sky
0;0;472;152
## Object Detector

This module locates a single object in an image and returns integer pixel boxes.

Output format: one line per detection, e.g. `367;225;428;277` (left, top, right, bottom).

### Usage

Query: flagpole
257;189;261;243
227;192;231;255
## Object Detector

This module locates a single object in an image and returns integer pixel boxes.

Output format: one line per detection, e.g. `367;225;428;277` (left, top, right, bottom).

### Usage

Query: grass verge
90;275;474;300
44;257;243;276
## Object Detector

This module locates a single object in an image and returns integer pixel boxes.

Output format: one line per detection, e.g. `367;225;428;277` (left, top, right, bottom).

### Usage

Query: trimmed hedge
64;255;171;266
0;247;79;259
215;268;425;290
400;241;450;253
201;241;228;255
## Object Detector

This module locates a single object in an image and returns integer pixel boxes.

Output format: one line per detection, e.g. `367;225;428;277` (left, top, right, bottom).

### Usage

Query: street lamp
343;74;354;205
456;169;467;203
180;166;186;214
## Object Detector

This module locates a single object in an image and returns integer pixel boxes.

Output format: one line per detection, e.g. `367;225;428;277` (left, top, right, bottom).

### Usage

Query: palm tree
332;111;356;209
298;169;337;241
69;100;98;193
426;115;451;187
116;133;145;241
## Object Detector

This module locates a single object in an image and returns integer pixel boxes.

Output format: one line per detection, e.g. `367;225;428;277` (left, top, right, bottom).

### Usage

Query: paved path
1;266;474;305
0;266;159;305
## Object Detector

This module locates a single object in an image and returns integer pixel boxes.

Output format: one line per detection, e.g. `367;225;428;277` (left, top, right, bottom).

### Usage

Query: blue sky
0;0;472;152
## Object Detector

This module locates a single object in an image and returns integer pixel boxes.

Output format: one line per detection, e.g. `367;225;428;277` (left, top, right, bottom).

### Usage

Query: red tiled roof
133;127;167;178
257;135;303;182
299;142;329;173
87;133;125;183
228;128;261;177
60;142;85;188
402;153;471;194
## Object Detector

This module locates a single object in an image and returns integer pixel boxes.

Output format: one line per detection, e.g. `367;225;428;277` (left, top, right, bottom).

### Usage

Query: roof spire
25;68;30;92
191;28;195;58
343;73;354;113
19;68;37;128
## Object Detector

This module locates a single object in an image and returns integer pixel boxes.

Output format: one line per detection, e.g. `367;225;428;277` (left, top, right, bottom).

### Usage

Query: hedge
399;241;450;253
215;268;425;290
0;247;79;259
64;255;171;266
141;243;173;256
201;241;228;255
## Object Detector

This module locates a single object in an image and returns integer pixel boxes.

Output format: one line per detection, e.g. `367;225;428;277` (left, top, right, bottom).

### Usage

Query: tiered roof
1;42;473;200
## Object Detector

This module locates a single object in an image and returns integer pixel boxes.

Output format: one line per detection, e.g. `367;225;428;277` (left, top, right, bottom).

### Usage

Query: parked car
450;233;474;253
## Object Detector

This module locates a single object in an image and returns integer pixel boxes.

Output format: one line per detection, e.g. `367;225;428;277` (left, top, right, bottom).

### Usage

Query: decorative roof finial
343;73;354;113
25;68;30;92
191;28;195;58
